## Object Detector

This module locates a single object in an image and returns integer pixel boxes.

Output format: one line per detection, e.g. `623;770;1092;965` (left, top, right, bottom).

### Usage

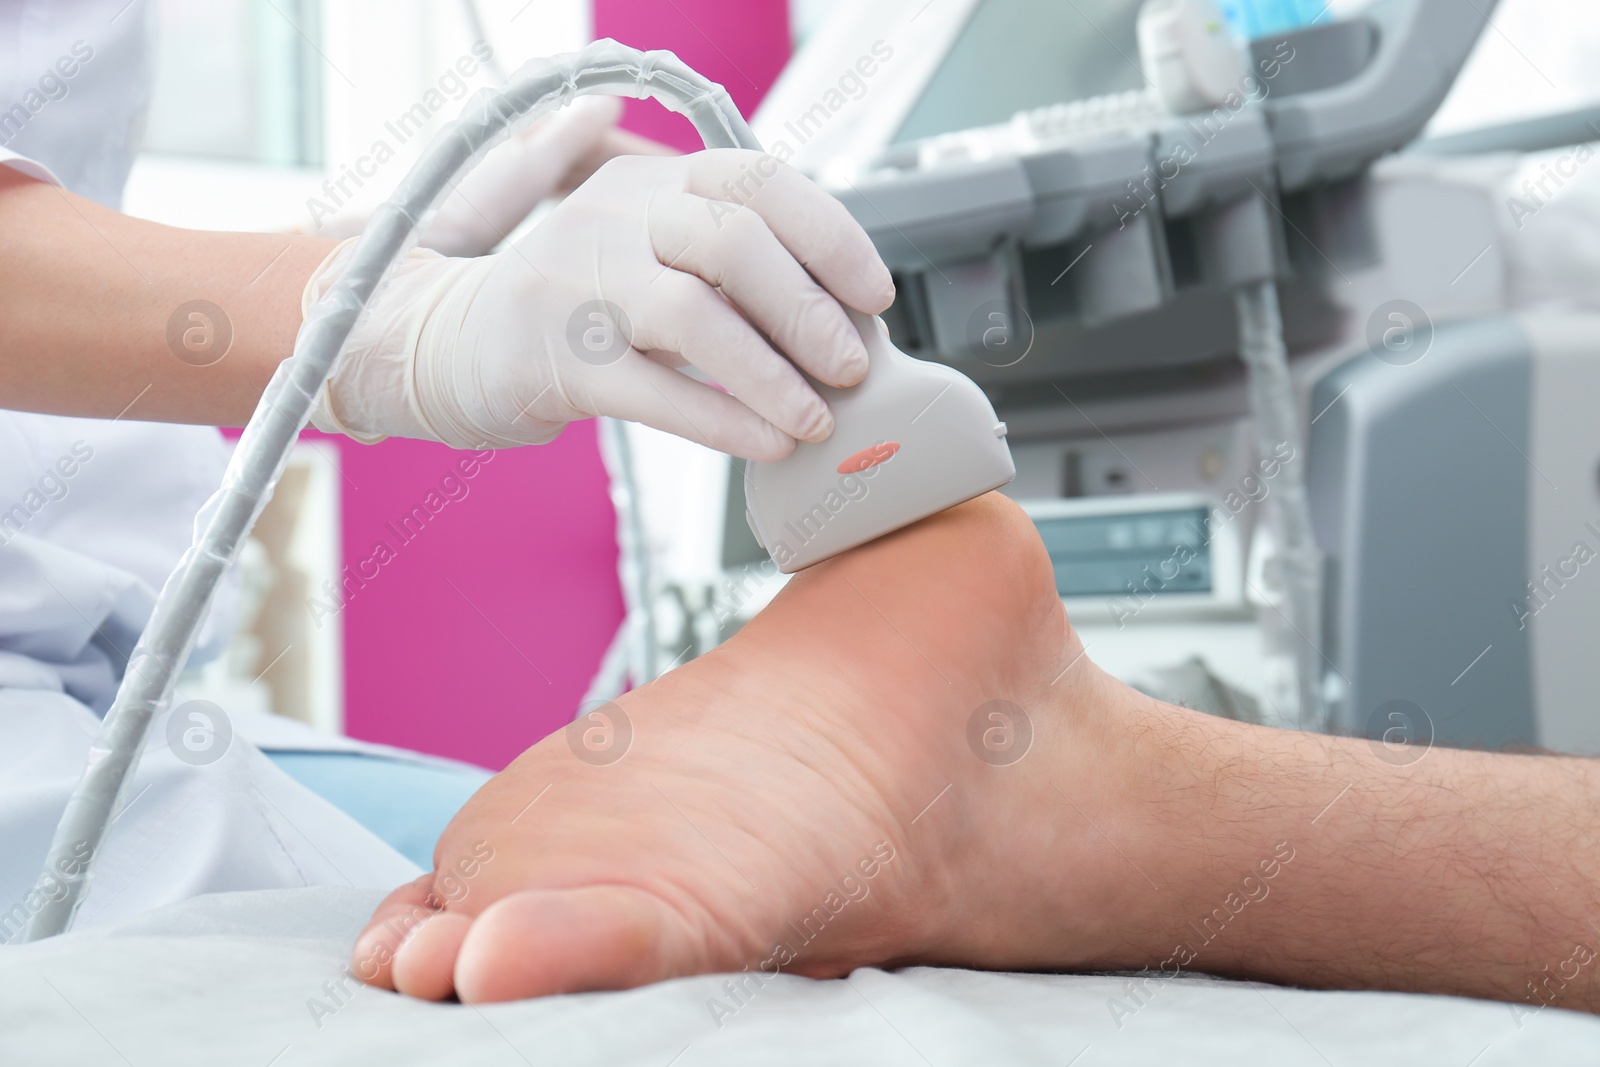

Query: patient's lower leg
354;492;1600;1013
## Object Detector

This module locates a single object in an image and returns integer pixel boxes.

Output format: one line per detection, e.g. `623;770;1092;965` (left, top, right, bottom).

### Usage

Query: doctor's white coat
0;0;417;940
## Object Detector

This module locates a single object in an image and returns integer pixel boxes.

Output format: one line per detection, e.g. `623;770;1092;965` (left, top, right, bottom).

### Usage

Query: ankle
1024;676;1268;970
1100;697;1339;976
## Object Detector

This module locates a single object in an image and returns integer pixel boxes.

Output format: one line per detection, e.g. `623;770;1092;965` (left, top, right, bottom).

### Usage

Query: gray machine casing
1311;315;1600;755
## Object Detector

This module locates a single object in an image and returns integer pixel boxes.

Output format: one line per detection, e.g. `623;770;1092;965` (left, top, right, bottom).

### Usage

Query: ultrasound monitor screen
892;0;1148;144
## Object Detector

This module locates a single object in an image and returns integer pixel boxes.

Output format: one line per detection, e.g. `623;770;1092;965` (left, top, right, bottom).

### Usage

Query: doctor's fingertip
860;250;896;308
841;263;896;316
820;246;895;317
731;422;798;463
867;267;897;314
795;399;835;444
807;321;870;389
835;340;870;387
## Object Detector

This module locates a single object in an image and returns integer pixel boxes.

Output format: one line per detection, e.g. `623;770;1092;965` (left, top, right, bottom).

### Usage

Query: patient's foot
352;492;1188;1002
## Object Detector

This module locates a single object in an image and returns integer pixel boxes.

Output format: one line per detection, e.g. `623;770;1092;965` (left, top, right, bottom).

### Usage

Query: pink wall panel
332;424;623;770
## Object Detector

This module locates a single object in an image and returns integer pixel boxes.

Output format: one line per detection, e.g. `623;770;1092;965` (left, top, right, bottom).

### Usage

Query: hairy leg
353;493;1600;1014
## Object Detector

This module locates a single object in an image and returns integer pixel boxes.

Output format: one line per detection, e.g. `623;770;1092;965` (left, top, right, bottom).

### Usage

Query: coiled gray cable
24;38;760;942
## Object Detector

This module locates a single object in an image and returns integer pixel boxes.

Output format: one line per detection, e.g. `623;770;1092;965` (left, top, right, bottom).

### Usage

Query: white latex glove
307;96;668;257
306;149;896;460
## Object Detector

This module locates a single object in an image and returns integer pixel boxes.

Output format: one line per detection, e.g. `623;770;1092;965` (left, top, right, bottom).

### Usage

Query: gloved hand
306;96;672;257
305;149;896;461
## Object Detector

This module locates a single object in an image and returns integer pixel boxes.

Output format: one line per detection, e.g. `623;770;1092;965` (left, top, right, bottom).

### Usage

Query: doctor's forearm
0;168;334;426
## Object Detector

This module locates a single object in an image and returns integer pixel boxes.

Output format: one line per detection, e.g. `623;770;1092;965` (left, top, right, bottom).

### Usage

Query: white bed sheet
1;886;1594;1066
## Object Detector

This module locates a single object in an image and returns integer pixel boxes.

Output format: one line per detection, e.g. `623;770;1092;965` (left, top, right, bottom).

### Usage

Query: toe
453;885;695;1003
352;874;441;990
392;912;473;1001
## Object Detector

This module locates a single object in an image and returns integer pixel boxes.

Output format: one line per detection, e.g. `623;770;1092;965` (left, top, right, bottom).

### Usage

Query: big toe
453;885;699;1003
